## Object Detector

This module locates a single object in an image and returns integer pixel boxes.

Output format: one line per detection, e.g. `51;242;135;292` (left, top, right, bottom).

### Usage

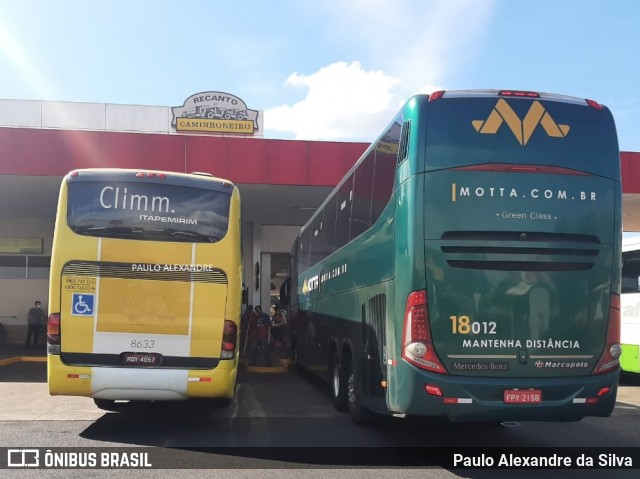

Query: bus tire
331;353;348;411
192;397;232;410
291;338;300;366
346;359;375;426
93;398;126;412
213;397;232;408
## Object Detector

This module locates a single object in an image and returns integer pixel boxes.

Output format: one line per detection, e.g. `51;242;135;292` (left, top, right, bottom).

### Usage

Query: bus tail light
586;99;603;110
135;171;167;179
592;293;621;375
451;163;590;176
498;90;540;98
47;313;61;355
221;320;237;360
429;91;445;102
572;387;612;404
401;290;448;374
424;384;443;396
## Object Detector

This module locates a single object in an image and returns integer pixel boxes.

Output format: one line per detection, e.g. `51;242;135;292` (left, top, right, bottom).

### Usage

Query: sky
0;0;638;151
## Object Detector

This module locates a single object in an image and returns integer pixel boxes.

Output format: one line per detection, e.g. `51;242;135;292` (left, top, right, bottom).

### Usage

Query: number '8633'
131;339;155;349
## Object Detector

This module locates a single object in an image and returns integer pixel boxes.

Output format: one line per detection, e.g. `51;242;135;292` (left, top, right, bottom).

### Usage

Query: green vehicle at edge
288;90;622;424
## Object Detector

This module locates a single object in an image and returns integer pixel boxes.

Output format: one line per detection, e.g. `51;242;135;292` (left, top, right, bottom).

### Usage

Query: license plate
121;352;162;366
504;389;542;404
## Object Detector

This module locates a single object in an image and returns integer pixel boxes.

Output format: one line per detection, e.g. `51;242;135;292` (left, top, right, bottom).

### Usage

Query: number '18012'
450;316;497;335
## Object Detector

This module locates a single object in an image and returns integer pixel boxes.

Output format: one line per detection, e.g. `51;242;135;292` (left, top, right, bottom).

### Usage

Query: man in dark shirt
250;306;271;366
25;300;45;348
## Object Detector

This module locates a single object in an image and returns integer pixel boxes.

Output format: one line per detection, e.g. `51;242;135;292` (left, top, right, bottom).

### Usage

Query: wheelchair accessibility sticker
71;293;95;316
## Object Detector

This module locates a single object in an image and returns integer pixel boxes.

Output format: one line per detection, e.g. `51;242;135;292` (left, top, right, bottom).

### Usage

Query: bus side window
350;151;375;241
298;228;311;274
335;174;354;250
397;120;410;164
371;145;396;225
320;195;338;260
309;214;324;267
622;251;640;293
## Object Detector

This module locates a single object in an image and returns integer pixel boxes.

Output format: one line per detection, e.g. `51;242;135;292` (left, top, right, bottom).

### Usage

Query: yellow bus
47;168;242;410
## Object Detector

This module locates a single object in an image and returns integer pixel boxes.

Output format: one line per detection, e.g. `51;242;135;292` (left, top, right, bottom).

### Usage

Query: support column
251;223;263;307
260;252;271;312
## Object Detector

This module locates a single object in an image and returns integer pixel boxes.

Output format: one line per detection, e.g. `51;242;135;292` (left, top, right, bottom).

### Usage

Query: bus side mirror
242;287;248;304
279;277;291;306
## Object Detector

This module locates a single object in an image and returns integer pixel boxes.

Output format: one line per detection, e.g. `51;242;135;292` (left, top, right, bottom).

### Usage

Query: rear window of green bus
424;97;619;179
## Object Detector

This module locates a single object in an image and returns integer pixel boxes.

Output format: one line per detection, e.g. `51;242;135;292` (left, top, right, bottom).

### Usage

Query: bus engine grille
439;231;601;272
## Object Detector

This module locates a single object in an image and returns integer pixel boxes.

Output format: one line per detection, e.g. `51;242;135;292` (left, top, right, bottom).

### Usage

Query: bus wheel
191;397;232;410
331;354;347;411
346;360;375;425
291;339;299;366
212;397;232;408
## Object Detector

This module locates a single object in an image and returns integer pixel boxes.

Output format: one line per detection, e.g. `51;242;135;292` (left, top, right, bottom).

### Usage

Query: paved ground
0;349;639;478
1;342;640;420
0;343;298;421
0;343;47;361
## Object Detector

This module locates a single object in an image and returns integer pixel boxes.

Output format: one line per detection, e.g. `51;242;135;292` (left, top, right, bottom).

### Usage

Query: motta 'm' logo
472;99;570;145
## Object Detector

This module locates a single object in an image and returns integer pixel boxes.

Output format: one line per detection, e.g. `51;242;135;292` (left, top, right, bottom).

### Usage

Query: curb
244;358;291;373
0;356;47;367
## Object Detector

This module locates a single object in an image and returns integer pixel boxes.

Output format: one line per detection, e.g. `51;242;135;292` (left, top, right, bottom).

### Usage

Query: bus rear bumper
47;355;237;400
393;364;619;422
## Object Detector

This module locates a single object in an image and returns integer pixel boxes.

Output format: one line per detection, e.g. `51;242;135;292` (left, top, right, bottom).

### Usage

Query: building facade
0;97;637;343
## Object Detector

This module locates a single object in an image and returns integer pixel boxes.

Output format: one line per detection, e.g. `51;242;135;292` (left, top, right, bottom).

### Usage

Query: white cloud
266;61;402;140
265;61;443;141
265;0;496;141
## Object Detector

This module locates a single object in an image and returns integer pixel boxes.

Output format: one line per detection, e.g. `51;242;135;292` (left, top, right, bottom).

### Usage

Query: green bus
287;90;621;423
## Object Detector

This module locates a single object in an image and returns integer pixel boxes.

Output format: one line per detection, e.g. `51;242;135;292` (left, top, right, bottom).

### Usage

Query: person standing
251;306;271;366
271;308;285;350
25;300;45;348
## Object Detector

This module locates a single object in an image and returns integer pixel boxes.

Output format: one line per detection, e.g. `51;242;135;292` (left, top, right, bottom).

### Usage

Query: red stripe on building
1;127;638;192
0;128;368;187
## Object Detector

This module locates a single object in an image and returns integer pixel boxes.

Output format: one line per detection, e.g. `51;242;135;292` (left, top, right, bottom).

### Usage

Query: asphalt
0;341;291;373
0;343;47;363
1;341;639;407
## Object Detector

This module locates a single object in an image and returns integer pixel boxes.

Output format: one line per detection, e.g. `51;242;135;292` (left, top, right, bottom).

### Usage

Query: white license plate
122;352;161;366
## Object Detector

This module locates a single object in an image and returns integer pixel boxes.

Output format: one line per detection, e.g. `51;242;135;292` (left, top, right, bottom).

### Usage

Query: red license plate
504;389;542;404
122;352;161;366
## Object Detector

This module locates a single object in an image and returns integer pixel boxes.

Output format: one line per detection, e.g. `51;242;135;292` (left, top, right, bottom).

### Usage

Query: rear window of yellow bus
67;181;231;243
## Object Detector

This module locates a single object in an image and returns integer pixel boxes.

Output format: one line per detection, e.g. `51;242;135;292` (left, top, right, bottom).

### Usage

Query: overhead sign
171;92;260;135
0;237;42;254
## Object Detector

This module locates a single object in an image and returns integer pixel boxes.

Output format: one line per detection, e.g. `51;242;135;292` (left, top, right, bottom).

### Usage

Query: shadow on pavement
620;372;640;387
0;361;47;382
